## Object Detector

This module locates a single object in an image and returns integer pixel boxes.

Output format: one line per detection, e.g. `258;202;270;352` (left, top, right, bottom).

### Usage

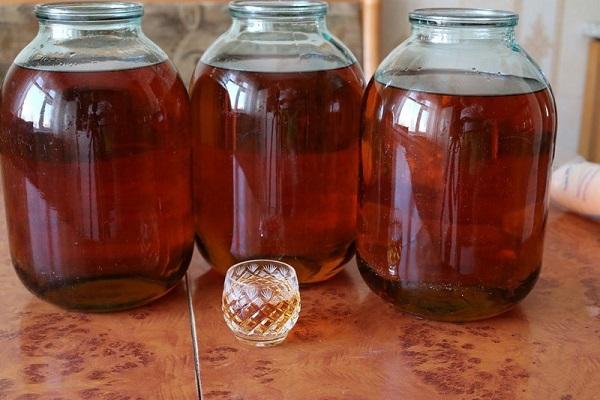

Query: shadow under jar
191;1;365;283
357;8;557;321
0;2;194;311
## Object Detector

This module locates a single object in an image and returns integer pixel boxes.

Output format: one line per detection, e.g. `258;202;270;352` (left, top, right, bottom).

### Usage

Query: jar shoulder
14;30;168;72
200;28;361;73
375;39;551;94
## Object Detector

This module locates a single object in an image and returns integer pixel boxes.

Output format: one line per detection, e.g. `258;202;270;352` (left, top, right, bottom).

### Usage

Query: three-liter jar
0;2;194;311
358;9;557;321
191;1;365;283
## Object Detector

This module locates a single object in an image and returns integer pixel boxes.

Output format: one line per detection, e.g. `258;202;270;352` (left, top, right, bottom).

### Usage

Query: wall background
380;0;600;166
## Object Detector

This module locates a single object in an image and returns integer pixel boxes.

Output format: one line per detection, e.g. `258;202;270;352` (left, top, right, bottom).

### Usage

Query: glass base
357;254;540;322
233;334;288;347
14;266;185;312
195;236;355;284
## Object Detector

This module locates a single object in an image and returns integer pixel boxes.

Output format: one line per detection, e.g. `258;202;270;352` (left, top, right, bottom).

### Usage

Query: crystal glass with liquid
191;1;365;283
358;9;557;321
223;259;300;347
0;2;194;311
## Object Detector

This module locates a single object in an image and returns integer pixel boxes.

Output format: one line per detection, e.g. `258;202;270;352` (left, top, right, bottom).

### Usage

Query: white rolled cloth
550;159;600;220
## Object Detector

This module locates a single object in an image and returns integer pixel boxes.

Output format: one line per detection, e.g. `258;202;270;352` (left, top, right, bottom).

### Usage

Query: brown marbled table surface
1;209;599;400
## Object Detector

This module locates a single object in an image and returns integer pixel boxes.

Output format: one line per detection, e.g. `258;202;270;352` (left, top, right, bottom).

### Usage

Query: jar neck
230;15;327;33
411;24;516;45
38;18;142;40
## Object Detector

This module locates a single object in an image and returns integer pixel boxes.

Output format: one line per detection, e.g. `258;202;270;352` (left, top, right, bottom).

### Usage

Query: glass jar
0;2;194;311
191;1;365;283
358;9;557;321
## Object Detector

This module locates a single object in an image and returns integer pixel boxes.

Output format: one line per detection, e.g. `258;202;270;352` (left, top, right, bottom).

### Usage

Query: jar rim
35;2;143;22
409;8;518;27
229;1;328;18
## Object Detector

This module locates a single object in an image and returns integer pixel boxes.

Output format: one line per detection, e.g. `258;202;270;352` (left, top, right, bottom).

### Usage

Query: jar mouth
409;8;518;27
35;2;143;22
229;0;328;18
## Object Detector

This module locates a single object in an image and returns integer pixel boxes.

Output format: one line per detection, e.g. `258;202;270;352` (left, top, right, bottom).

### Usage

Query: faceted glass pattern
222;260;301;347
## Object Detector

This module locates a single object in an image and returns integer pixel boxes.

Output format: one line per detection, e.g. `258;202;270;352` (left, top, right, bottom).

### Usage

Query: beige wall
379;0;600;165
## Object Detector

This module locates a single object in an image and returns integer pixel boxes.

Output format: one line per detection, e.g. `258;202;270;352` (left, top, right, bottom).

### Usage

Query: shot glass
222;259;301;347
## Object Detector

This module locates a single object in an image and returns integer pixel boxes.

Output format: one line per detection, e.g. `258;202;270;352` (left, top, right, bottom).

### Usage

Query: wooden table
1;209;599;399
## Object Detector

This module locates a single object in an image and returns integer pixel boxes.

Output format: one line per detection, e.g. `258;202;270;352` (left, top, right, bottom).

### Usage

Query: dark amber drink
0;62;193;310
191;63;364;283
358;71;556;321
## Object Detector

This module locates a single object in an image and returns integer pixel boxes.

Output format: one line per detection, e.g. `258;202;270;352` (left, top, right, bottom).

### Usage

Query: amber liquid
191;63;364;283
223;275;300;346
0;62;194;311
358;71;556;321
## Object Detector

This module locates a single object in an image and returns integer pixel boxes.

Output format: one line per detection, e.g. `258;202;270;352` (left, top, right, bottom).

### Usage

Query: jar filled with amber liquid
0;2;194;311
358;9;557;321
191;1;365;283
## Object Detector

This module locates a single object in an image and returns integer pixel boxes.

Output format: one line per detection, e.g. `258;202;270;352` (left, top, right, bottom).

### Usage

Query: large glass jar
191;1;365;283
358;9;557;321
0;2;194;311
